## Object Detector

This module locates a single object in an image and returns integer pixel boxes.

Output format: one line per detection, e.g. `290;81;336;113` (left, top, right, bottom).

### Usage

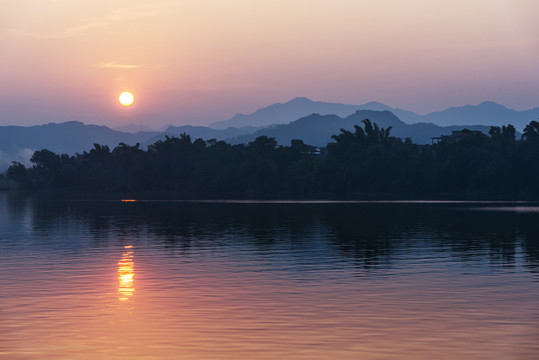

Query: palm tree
522;120;539;141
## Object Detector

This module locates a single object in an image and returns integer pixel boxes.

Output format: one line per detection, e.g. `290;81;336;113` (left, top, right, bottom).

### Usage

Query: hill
142;125;261;147
411;101;539;129
2;99;534;171
113;123;156;133
211;97;539;131
0;121;158;171
227;110;494;146
210;97;365;129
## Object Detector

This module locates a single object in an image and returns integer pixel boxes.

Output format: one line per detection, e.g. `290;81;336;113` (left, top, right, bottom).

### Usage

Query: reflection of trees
322;204;398;271
8;195;539;278
523;241;539;274
426;208;520;266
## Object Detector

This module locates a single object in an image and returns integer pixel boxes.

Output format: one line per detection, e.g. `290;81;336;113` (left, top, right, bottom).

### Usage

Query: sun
119;91;134;107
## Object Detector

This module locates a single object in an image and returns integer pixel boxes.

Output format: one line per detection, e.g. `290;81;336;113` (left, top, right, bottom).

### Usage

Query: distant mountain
3;99;535;171
210;97;365;129
0;121;268;172
114;123;156;133
227;110;494;146
0;121;159;171
142;125;261;147
410;101;539;129
211;97;539;131
353;101;539;128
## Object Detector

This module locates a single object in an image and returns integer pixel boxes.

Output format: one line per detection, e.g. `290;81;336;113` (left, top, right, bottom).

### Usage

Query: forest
5;119;539;199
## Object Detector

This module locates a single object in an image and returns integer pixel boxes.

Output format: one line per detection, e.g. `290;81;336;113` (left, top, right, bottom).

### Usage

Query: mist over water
1;194;538;359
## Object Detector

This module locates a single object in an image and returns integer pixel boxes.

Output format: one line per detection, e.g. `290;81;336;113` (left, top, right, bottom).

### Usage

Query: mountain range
227;110;493;147
210;97;365;129
0;97;535;172
143;125;261;148
0;122;159;170
211;97;539;130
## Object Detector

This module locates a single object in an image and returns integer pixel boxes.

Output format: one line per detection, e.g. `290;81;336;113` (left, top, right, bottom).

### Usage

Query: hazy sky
1;0;539;127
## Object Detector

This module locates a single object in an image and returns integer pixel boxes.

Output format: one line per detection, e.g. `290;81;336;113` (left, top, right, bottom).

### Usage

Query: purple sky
1;0;539;127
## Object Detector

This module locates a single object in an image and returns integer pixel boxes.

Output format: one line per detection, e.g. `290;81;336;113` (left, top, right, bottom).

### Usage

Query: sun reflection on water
118;245;134;301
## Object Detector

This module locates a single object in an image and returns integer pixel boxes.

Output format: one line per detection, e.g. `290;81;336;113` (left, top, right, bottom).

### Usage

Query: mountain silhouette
0;121;158;170
211;97;539;130
1;99;534;171
142;125;261;147
226;110;494;146
113;123;156;133
210;97;365;129
411;101;539;129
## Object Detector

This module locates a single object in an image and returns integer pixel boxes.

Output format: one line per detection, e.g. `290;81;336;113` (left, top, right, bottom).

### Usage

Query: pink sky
1;0;539;127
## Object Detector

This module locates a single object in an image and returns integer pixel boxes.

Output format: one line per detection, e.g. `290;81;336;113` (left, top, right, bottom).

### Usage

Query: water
1;193;538;359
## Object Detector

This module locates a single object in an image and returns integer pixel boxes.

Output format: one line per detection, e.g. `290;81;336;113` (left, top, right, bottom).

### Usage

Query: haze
1;0;539;127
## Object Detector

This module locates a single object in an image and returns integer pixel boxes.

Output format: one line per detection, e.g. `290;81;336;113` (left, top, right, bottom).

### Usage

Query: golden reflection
118;246;134;301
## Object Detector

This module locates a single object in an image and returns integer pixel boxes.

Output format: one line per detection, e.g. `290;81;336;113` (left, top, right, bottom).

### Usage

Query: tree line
5;119;539;199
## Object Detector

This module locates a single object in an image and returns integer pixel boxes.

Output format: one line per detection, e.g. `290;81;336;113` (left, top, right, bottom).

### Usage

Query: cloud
17;22;109;39
12;2;175;39
0;151;12;171
0;148;34;172
92;61;139;69
60;22;109;37
92;61;161;70
107;3;171;22
18;148;35;167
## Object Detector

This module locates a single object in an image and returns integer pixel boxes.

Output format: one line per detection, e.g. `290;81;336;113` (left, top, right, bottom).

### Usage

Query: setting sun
119;92;134;107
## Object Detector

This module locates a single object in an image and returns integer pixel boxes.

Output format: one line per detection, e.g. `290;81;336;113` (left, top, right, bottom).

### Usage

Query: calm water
1;194;539;359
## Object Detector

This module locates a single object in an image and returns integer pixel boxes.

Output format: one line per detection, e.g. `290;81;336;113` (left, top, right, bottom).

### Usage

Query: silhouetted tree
522;120;539;141
6;119;539;199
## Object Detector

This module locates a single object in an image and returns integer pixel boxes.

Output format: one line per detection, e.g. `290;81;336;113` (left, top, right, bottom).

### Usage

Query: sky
1;0;539;128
